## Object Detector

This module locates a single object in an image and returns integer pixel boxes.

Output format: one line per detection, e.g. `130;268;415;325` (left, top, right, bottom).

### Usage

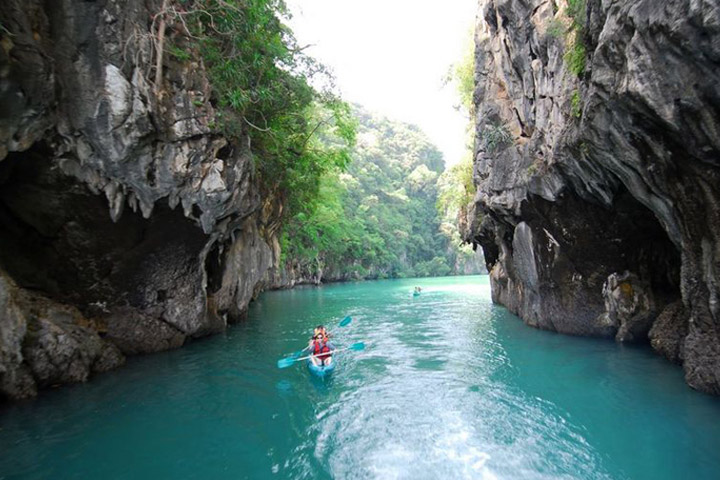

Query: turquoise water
1;275;720;479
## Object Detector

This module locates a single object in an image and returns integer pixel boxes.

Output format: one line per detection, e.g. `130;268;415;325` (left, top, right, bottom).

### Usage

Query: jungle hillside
281;106;484;284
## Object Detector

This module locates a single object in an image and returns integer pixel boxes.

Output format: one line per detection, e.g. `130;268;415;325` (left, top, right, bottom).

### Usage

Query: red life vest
313;340;331;357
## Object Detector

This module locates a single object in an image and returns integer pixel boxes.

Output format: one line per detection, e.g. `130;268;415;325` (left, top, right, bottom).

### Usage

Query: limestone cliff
467;0;720;394
0;0;284;399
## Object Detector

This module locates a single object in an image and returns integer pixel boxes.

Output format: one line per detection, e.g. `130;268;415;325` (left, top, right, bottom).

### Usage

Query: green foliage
435;154;483;274
444;28;476;116
564;38;586;77
187;2;485;281
481;123;512;153
167;43;191;61
181;0;354;216
282;107;469;280
546;19;566;38
414;257;452;278
566;0;587;29
437;156;474;217
434;24;486;276
562;0;587;77
571;89;582;118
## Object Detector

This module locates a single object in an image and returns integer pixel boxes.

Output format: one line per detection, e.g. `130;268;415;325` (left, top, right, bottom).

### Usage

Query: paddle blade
349;342;365;351
277;357;297;369
339;316;352;327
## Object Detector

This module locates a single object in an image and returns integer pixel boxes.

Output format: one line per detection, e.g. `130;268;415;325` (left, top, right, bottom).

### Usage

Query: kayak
413;291;421;297
307;359;335;377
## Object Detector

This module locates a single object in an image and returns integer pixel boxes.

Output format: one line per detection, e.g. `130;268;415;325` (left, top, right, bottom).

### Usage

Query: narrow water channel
1;276;719;479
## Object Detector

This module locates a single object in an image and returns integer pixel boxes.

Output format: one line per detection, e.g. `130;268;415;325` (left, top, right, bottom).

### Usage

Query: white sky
286;0;477;167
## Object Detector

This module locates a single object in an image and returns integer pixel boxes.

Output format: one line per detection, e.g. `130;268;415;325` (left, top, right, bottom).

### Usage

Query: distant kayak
413;291;421;297
307;359;335;377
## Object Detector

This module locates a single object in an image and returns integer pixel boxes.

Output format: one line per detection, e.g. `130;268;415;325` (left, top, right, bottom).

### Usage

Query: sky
285;0;477;167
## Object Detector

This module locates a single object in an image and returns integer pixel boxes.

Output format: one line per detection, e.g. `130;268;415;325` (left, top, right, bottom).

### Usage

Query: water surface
1;275;719;479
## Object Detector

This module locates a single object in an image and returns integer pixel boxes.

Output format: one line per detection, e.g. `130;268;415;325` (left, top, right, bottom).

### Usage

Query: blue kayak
413;291;421;297
307;359;335;378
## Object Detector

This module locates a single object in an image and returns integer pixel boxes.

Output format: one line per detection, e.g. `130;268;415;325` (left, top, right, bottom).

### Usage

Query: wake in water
301;284;613;480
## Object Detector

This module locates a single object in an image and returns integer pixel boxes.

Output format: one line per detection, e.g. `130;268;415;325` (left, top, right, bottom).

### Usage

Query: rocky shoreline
465;0;720;394
0;0;291;400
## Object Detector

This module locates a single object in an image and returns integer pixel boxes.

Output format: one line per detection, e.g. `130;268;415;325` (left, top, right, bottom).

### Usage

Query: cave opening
0;146;210;319
523;186;682;304
608;189;681;304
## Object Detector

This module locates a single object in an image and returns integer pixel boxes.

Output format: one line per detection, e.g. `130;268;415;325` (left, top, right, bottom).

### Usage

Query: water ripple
2;276;720;479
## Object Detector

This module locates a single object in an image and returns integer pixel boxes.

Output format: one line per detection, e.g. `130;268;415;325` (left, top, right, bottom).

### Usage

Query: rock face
467;0;720;394
0;0;282;400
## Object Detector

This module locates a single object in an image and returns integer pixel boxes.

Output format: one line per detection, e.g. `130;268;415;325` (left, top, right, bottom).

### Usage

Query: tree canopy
282;106;483;281
173;0;355;215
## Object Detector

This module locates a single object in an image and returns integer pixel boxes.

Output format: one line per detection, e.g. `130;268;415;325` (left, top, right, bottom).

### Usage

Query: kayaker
299;326;330;356
308;329;336;367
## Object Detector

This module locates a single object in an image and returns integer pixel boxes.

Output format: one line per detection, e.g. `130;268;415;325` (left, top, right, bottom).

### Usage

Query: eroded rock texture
467;0;720;394
0;0;281;400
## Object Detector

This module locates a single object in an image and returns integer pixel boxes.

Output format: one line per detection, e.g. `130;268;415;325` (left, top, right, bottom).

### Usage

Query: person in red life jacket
300;325;330;356
308;327;335;367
